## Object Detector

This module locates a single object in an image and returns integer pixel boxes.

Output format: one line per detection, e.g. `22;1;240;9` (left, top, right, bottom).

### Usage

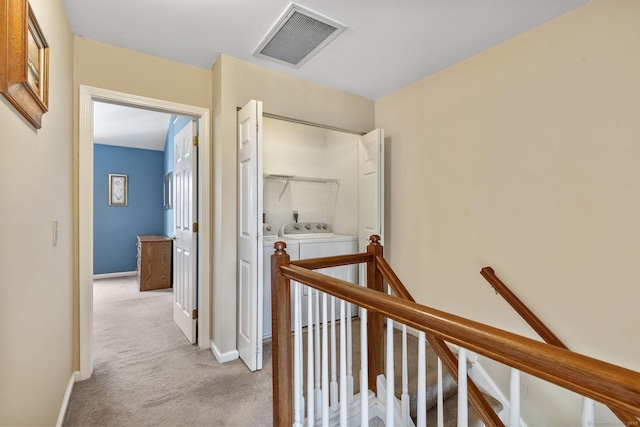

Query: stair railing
480;266;638;426
285;237;503;426
272;236;640;426
375;248;504;427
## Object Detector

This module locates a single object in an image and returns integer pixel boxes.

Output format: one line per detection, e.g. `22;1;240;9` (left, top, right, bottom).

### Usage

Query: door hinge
193;136;199;147
193;222;199;233
192;309;198;319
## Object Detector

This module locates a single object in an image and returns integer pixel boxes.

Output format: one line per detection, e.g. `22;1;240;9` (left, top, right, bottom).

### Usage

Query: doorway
78;86;211;380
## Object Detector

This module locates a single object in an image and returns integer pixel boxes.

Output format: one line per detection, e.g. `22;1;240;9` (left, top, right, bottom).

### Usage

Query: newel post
271;241;293;427
366;234;385;392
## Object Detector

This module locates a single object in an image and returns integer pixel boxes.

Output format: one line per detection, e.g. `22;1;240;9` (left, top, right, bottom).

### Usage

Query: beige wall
0;0;74;425
375;0;639;424
73;38;212;109
211;55;374;355
72;38;213;367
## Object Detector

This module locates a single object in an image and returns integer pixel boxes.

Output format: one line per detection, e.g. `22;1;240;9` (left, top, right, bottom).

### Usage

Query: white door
359;129;385;251
237;100;264;371
173;120;198;343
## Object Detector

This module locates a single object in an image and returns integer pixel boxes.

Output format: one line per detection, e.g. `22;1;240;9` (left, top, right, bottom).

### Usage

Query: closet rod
264;174;340;201
235;106;366;136
264;174;340;185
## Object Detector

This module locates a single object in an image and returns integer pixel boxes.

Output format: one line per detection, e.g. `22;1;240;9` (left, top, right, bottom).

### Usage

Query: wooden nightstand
136;235;172;291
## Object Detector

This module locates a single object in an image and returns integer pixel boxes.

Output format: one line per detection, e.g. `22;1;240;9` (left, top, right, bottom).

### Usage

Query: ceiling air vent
253;3;346;68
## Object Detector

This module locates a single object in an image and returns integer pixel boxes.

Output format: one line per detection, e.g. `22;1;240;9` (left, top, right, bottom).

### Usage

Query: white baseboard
211;341;239;364
56;371;79;427
93;271;137;280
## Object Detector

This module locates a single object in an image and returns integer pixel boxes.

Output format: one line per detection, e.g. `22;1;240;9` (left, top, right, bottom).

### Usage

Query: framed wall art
109;174;128;206
1;0;49;129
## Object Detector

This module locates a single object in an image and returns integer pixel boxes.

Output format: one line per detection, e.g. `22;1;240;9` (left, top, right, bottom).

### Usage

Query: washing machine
262;222;359;339
281;222;359;325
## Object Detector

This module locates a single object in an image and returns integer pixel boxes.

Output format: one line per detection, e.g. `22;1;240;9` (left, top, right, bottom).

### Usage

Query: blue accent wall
163;115;194;236
94;144;165;274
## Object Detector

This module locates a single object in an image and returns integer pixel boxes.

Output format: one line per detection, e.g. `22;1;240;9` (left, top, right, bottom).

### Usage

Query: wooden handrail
278;263;640;416
291;252;373;270
375;255;411;300
480;267;566;348
480;266;639;424
378;255;505;427
290;246;504;425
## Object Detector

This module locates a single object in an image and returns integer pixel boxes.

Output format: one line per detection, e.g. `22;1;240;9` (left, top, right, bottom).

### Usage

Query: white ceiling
73;0;590;150
64;0;589;101
93;102;172;151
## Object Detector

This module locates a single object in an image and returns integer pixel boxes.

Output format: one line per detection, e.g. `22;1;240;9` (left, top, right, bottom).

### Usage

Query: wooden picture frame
109;174;128;206
0;0;49;129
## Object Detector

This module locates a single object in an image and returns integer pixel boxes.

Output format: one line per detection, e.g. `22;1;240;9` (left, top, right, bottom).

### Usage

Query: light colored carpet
63;277;273;427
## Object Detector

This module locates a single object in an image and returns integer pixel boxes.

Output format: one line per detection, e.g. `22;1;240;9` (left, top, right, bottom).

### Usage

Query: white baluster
322;292;329;427
346;302;354;404
386;318;395;427
340;299;347;426
293;282;303;427
581;397;595;427
510;369;520;427
417;331;426;427
300;337;305;419
402;324;410;425
457;348;468;427
307;287;315;425
437;358;444;427
360;307;369;427
330;296;338;411
314;290;322;419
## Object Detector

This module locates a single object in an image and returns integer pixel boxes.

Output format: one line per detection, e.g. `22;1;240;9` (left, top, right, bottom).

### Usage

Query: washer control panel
281;222;333;237
263;223;278;237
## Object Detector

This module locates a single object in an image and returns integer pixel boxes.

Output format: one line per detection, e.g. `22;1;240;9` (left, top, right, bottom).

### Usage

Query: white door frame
78;85;211;380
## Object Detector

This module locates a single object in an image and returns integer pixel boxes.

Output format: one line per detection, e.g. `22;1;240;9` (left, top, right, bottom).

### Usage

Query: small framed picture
109;174;128;206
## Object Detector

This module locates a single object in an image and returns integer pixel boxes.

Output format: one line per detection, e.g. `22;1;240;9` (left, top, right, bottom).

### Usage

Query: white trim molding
56;371;79;427
78;85;212;380
93;271;137;280
211;340;239;364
